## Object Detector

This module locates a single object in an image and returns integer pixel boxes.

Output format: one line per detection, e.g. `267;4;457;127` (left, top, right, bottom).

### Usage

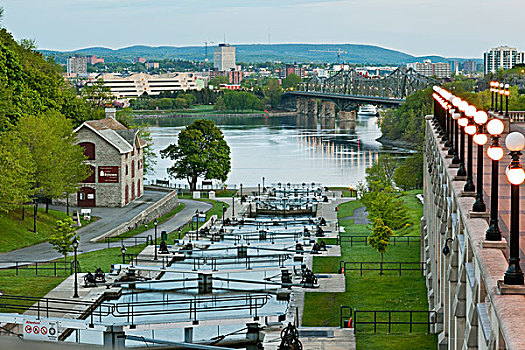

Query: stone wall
91;190;180;242
424;115;525;350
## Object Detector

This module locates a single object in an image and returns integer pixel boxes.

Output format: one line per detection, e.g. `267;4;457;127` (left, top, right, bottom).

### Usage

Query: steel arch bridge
301;67;438;100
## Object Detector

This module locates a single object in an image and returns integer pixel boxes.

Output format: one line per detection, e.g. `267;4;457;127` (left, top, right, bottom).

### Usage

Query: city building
145;62;160;70
92;72;201;98
406;60;451;78
208;69;244;85
280;64;305;79
484;46;525;74
87;55;105;65
213;44;236;71
462;60;477;73
133;57;147;64
72;108;145;207
67;55;88;76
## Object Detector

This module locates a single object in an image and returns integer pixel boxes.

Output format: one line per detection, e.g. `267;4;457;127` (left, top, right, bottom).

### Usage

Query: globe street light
121;246;127;265
472;111;489;212
463;105;477;192
72;237;79;298
504;132;525;285
486;118;505;241
153;218;158;261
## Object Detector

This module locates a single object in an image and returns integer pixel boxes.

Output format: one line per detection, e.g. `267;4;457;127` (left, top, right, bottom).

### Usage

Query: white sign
23;319;58;342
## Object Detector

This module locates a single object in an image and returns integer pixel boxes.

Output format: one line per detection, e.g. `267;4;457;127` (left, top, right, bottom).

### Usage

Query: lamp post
178;228;182;240
472;111;489;212
262;177;265;190
505;84;510;117
456;100;469;176
490;81;495;111
240;183;243;198
451;111;461;164
499;83;504;114
447;107;455;156
222;203;226;222
494;82;499;112
195;210;200;241
503;132;525;285
72;238;79;298
153;218;158;261
463;105;477;192
486;118;505;240
121;246;127;264
232;195;235;217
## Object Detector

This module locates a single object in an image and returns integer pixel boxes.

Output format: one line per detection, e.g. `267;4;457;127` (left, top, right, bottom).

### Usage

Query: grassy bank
303;190;437;350
0;208;69;253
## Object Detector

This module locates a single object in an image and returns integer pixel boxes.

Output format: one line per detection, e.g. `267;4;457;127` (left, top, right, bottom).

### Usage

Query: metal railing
340;306;354;328
103;235;153;249
338;261;425;276
351;309;436;333
336;235;420;246
0;260;80;277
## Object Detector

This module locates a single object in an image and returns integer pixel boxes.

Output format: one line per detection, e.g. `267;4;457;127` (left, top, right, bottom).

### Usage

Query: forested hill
40;43;481;65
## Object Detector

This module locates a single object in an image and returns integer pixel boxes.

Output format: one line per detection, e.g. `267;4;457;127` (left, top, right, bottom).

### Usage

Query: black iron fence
336;235;420;246
350;309;437;333
103;235;153;249
0;260;80;277
338;261;425;276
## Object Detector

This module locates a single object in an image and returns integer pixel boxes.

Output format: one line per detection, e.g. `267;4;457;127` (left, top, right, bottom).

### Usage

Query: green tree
49;217;78;262
367;218;393;275
16;111;91;211
282;73;302;90
209;75;229;87
82;79;112;108
0;132;35;212
265;78;282;109
393;153;423;190
160;119;231;191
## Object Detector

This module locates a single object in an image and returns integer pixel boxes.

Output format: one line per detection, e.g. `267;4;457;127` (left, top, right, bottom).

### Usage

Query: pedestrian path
0;198;211;266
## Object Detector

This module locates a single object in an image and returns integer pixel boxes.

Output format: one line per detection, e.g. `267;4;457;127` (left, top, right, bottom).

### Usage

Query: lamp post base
457;164;467;177
485;223;502;241
464;179;475;192
472;196;486;212
504;265;524;286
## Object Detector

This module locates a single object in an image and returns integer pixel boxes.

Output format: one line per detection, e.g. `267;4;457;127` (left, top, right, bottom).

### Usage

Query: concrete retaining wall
91;190;179;242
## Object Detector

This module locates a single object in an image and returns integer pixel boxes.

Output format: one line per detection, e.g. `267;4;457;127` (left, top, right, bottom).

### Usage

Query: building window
132;160;135;178
125;165;128;176
137;180;141;197
79;142;95;160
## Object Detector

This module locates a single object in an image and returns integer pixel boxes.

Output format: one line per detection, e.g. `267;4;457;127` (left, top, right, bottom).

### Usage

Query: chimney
105;107;116;119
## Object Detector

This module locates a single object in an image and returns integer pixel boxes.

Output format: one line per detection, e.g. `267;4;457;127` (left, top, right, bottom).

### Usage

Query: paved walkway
340;205;370;225
0;195;211;265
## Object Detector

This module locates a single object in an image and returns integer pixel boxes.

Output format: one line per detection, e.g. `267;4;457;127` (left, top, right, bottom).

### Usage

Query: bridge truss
302;67;438;99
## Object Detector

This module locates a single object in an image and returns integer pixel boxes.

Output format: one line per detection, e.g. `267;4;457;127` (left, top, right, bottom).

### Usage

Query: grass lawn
303;190;437;350
0;207;69;253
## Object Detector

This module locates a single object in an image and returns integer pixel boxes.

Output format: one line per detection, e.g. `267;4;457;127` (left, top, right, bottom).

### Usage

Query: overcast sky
2;0;524;58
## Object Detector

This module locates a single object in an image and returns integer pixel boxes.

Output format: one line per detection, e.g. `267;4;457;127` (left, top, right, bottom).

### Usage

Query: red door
125;185;129;205
131;182;135;201
78;187;96;207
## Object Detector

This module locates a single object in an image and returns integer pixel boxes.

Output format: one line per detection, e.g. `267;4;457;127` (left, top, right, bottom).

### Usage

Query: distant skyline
2;0;524;58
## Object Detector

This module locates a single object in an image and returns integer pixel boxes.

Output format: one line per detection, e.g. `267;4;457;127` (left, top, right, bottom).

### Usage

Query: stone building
72;109;145;207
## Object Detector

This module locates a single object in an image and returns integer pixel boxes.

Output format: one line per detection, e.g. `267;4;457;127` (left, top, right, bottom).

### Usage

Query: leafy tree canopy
49;217;78;261
160;119;231;190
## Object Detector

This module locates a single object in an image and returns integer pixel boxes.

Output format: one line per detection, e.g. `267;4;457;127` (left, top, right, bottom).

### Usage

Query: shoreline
132;111;296;119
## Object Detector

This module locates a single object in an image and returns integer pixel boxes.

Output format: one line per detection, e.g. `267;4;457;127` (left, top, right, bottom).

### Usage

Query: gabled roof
74;118;145;154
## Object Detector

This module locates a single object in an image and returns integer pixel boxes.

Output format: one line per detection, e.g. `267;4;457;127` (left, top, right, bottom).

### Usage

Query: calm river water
138;114;407;188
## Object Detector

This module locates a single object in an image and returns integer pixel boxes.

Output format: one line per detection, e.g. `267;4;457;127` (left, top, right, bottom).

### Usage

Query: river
137;113;408;188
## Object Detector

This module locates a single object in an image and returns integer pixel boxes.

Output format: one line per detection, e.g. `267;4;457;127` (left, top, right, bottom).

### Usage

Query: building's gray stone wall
69;125;144;207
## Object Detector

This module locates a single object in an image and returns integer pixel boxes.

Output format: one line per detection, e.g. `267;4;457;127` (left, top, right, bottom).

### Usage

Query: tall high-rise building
406;60;451;78
66;55;88;76
213;44;236;71
484;46;524;74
